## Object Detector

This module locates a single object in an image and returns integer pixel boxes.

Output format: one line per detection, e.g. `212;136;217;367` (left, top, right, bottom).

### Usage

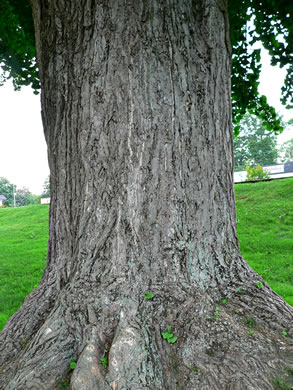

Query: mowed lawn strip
0;205;49;330
0;178;292;331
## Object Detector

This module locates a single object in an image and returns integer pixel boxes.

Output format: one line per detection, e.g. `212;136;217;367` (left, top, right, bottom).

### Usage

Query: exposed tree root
0;273;58;387
1;275;293;389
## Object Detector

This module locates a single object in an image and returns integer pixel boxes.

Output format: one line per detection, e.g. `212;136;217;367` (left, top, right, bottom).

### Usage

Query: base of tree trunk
1;263;293;390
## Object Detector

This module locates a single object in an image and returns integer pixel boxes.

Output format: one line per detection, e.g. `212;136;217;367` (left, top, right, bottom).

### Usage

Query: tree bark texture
1;0;293;389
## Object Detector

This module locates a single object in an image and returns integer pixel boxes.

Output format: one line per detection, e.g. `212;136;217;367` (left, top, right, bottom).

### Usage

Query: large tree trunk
1;1;293;389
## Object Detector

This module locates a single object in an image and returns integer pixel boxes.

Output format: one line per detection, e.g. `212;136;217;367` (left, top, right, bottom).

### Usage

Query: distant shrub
245;164;270;181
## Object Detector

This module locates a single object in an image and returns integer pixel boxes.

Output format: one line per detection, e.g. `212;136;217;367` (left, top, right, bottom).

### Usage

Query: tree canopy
0;0;39;92
0;0;292;134
229;0;292;134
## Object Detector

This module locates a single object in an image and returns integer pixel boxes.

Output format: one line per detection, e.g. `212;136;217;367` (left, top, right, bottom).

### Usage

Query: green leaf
161;332;169;340
100;356;108;369
144;291;154;300
256;281;263;289
168;336;177;344
69;360;77;370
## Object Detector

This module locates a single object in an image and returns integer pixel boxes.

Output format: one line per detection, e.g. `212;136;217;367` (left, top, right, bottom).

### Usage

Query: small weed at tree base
244;317;257;328
256;281;264;289
188;366;201;375
214;307;220;321
162;327;177;344
100;356;108;369
144;291;154;300
69;360;77;370
272;376;293;390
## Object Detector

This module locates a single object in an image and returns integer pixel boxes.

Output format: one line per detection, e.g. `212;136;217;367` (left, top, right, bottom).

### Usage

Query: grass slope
235;178;293;306
0;179;292;331
0;205;49;330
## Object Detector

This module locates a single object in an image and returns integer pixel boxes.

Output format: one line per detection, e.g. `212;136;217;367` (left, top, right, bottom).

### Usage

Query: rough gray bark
1;0;293;389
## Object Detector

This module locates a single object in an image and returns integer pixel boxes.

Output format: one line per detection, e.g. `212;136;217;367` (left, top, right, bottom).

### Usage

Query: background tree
234;114;279;170
280;138;293;163
15;186;32;207
0;177;15;206
27;193;41;205
0;1;293;389
41;175;50;198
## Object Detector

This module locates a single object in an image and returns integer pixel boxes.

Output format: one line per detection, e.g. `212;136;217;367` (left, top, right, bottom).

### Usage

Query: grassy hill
0;178;292;331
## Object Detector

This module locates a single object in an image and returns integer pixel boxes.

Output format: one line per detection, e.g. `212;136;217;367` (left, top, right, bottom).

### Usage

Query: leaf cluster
0;0;39;93
144;291;154;300
99;356;108;369
69;360;77;370
161;326;177;344
229;0;292;134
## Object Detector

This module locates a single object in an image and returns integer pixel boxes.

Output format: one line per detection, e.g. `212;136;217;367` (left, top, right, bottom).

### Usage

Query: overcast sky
0;48;292;194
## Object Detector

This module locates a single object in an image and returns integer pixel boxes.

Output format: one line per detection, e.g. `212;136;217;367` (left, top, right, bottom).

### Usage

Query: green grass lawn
0;178;292;331
0;205;49;330
235;178;293;307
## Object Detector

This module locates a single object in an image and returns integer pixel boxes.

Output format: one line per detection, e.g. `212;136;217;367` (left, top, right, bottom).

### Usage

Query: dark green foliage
0;0;39;92
244;317;257;328
229;0;292;134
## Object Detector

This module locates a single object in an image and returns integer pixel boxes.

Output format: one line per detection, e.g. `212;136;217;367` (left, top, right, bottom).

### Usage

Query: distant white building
0;194;7;206
41;197;50;204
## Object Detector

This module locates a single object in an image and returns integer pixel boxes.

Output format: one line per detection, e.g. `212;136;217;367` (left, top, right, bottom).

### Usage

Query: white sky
0;48;292;194
0;82;49;194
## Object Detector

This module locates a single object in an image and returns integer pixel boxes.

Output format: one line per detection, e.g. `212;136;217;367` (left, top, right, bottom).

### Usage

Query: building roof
0;195;7;200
